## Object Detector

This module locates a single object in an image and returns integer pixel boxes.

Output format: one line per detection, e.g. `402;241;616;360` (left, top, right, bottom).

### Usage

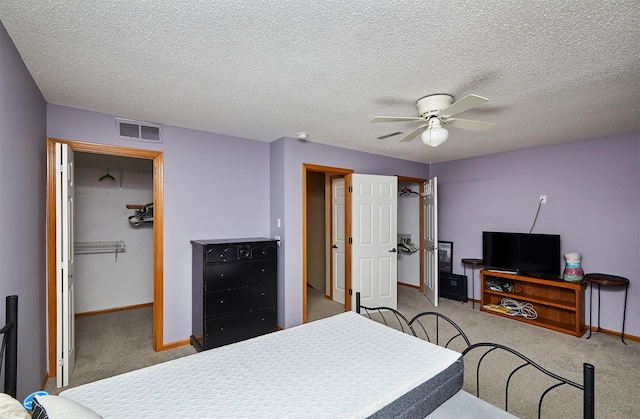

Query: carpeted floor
306;285;344;322
44;306;196;395
45;287;639;418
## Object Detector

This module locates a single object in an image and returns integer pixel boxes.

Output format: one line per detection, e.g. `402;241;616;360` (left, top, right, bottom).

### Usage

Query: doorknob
332;245;338;248
389;248;397;253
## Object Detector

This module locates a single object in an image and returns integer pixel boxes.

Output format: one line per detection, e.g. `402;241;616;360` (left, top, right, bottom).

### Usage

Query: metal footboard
408;311;471;350
462;342;595;419
0;295;18;398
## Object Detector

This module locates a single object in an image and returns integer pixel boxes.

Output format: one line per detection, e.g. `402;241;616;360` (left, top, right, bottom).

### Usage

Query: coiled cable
500;298;538;319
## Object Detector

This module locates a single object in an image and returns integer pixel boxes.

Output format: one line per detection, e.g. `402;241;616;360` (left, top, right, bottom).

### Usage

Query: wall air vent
116;118;162;143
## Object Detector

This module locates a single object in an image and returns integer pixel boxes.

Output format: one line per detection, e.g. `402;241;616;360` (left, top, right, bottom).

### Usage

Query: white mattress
60;312;462;418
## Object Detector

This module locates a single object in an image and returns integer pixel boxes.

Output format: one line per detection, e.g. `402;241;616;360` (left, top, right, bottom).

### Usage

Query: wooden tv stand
480;270;587;337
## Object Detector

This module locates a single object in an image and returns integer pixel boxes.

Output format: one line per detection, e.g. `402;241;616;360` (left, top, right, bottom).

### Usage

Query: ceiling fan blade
440;94;489;117
398;124;428;142
377;131;403;140
371;116;422;123
446;118;496;132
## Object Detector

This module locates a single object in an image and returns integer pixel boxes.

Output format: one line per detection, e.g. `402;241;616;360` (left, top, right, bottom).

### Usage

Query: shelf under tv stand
480;269;587;337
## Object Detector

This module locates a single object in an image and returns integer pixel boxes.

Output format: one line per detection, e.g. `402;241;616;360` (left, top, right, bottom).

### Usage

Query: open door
423;177;438;307
331;177;346;304
55;143;75;387
348;174;398;310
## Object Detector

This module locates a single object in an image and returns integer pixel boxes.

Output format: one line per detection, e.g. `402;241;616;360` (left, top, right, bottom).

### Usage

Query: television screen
482;232;561;278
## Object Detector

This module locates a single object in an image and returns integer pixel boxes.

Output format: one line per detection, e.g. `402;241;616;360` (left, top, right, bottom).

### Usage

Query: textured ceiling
1;1;638;163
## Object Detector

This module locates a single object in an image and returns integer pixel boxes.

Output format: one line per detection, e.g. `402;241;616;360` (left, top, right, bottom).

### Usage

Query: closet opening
46;138;164;380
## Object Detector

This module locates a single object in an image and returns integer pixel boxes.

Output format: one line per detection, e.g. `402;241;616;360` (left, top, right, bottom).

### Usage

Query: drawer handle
220;273;224;277
260;292;265;296
220;300;225;304
261;268;265;272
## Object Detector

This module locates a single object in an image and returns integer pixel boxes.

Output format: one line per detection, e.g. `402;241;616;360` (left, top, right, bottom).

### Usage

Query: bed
56;311;463;418
1;292;594;418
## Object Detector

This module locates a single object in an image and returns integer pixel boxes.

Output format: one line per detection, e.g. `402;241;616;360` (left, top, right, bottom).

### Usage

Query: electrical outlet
540;195;547;204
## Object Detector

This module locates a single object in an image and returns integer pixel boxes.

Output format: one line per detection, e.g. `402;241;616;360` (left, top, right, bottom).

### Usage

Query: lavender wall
272;137;431;327
0;21;47;398
269;138;286;323
433;133;640;337
47;105;271;344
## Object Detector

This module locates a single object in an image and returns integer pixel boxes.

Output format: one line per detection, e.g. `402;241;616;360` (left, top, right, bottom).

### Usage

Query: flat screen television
482;231;561;279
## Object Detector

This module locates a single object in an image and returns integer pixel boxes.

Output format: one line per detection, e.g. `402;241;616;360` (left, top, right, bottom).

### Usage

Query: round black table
584;273;630;344
462;258;484;309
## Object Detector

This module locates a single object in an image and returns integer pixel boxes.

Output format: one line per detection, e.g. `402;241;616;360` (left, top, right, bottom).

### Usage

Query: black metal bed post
355;292;361;313
584;363;594;419
4;295;18;398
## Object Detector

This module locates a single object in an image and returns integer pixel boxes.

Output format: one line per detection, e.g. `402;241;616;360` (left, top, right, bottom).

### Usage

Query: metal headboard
0;295;18;398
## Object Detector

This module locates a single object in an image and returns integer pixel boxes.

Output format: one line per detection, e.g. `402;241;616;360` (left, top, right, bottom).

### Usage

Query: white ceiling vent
116;118;162;143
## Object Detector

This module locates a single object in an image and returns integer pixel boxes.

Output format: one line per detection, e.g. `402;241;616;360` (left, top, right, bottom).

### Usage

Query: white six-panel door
423;177;439;307
350;174;398;310
331;178;346;304
56;143;76;387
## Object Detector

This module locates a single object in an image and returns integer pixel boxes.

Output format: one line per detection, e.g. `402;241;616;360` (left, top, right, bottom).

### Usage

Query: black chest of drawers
190;238;278;351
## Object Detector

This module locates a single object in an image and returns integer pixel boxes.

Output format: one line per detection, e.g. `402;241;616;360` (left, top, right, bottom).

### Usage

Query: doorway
46;138;165;379
302;164;352;323
302;169;430;323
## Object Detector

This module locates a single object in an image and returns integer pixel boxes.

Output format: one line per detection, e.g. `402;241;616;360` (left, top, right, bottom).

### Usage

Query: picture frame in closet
438;241;453;273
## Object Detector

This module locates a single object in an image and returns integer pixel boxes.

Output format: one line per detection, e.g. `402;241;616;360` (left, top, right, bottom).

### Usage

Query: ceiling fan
371;94;496;147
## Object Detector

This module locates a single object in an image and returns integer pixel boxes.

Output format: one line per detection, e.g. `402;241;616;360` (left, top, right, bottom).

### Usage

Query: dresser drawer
204;260;276;291
203;306;277;349
203;241;277;263
204;282;276;319
249;241;277;260
204;244;238;263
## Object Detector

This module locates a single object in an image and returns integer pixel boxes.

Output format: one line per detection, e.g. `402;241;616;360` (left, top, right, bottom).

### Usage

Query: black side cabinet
439;272;468;302
190;238;277;351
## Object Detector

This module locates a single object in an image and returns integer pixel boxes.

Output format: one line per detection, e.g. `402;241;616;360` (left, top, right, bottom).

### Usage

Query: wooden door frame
302;163;352;323
46;138;164;377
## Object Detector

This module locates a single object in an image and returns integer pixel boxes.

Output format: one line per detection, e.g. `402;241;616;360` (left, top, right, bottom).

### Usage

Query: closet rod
75;241;126;256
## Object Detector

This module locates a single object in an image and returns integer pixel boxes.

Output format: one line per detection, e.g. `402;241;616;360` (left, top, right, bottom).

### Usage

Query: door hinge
348;289;352;295
348;186;352;193
348;237;352;244
58;358;65;367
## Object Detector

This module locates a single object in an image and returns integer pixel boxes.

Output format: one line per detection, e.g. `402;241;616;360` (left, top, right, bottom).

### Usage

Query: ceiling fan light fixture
421;119;448;147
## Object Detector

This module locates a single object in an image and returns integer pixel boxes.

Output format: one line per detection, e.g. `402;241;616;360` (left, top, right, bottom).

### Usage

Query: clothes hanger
99;169;115;181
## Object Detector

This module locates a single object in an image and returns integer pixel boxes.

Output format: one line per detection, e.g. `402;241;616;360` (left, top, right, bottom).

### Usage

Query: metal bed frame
462;342;595;419
355;292;471;350
0;295;18;398
355;293;595;419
